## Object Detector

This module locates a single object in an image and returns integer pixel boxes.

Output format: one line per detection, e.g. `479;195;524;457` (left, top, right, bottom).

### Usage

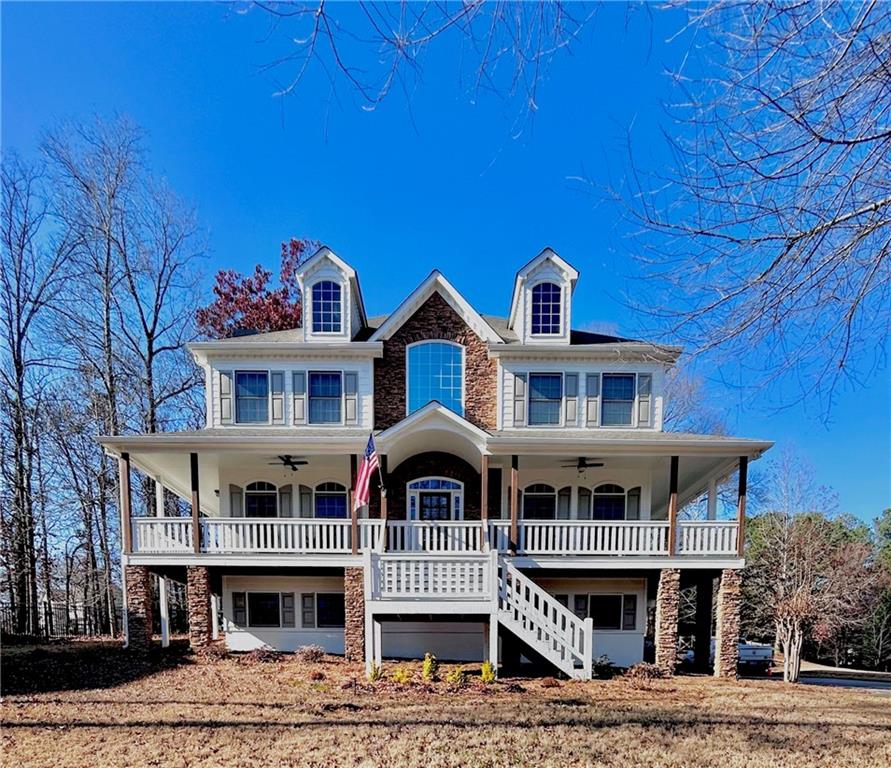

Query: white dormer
295;246;367;342
507;248;579;345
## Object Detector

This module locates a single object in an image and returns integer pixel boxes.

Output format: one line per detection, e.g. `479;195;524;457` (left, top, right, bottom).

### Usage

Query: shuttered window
601;374;635;426
528;374;562;425
235;372;269;423
309;372;342;423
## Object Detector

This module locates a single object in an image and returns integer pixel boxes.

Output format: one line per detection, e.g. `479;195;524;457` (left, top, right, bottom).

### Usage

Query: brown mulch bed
2;640;890;767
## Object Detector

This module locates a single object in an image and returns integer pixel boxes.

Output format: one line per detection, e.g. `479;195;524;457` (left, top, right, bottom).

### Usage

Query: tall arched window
406;341;464;416
592;484;626;521
523;483;556;519
314;482;348;518
245;481;278;518
312;280;342;333
531;282;561;335
407;477;463;520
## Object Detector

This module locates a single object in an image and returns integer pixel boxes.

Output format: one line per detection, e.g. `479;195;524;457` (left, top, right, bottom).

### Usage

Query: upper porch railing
130;517;739;557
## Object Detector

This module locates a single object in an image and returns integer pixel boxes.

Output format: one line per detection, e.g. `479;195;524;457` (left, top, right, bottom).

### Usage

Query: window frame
406;477;464;521
522;482;558;520
245;591;284;628
308;370;344;425
527;372;564;427
404;339;466;417
230;590;345;630
244;480;279;518
310;280;344;335
529;280;562;336
233;370;271;425
313;481;349;519
587;593;639;632
591;483;627;521
600;372;637;428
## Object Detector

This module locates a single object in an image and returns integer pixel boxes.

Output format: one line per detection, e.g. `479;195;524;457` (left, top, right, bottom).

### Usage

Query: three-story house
101;247;771;678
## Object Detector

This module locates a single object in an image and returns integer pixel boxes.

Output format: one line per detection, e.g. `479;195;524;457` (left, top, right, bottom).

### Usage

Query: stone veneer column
714;568;742;678
187;565;212;649
125;565;153;652
654;568;681;674
344;567;365;662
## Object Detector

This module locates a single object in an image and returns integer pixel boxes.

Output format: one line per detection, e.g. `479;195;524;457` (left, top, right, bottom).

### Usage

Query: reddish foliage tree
196;238;317;338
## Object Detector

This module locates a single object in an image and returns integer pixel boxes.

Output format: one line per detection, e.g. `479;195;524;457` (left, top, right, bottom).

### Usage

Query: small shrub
480;660;496;684
445;667;466;688
308;669;326;681
421;652;439;682
540;676;560;688
296;644;325;663
625;662;667;681
195;642;229;661
391;666;414;685
242;645;282;663
592;654;616;680
367;662;382;682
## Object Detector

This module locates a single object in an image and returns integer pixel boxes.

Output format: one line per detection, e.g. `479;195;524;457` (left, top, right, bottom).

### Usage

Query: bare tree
0;156;74;633
626;1;891;412
743;450;876;682
249;1;596;130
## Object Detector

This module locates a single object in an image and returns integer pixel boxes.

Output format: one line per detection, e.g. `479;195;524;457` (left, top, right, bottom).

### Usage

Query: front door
419;492;450;521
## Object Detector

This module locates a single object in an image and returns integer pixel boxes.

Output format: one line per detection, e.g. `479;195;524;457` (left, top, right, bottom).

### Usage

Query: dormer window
311;280;342;333
531;282;561;335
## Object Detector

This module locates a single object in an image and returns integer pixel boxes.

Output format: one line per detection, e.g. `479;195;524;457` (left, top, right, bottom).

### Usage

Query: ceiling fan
561;457;605;471
268;455;309;472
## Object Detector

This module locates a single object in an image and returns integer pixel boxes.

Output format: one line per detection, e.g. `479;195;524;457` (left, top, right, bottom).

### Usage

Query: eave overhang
487;342;682;363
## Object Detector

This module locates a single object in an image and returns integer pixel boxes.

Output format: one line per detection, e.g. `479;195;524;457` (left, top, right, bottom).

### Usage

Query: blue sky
3;2;889;522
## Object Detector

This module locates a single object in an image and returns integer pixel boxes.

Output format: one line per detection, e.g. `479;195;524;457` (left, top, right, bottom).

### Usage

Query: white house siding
499;360;665;430
532;576;648;668
380;621;487;662
208;356;375;429
222;574;345;654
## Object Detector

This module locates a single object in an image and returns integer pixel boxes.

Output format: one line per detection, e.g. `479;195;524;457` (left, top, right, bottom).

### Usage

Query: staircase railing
497;559;593;679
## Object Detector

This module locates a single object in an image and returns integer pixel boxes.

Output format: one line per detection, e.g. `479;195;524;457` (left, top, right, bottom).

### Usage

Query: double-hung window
312;281;342;333
589;594;638;631
601;374;635;427
309;372;342;423
528;374;562;426
235;372;269;423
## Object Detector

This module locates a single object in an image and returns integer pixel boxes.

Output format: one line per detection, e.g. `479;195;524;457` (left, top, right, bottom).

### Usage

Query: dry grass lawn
2;640;890;768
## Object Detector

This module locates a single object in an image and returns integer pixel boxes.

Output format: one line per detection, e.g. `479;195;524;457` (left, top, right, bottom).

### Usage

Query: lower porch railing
130;518;739;557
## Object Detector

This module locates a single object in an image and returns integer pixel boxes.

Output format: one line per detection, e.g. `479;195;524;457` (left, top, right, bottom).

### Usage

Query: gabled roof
375;401;491;444
368;270;503;343
296;245;368;328
508;247;579;329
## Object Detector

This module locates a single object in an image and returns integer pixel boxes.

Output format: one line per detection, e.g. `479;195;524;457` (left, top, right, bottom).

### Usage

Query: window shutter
513;373;527;427
229;484;244;517
292;372;307;424
344;372;359;425
233;592;247;625
585;373;600;426
626;487;641;521
301;594;316;628
281;593;296;627
564;373;579;425
622;594;637;631
271;371;286;424
574;595;588;620
299;485;313;518
637;374;652;427
219;370;234;425
279;484;293;517
577;487;591;520
557;487;571;520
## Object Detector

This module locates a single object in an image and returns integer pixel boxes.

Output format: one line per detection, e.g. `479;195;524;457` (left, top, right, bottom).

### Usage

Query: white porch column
373;618;383;667
707;479;718;521
364;604;375;675
156;477;170;648
211;594;220;641
487;620;499;673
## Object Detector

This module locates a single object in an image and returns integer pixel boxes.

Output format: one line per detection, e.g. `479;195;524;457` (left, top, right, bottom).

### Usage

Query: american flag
352;434;380;512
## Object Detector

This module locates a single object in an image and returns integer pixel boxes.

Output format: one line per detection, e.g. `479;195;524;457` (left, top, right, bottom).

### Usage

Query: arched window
531;282;561;335
315;482;348;518
592;484;626;521
407;477;463;520
245;481;278;518
312;280;342;333
406;341;464;416
523;483;557;520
